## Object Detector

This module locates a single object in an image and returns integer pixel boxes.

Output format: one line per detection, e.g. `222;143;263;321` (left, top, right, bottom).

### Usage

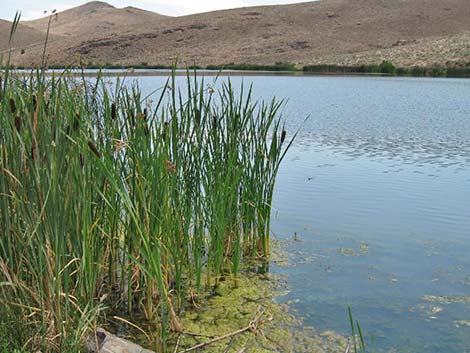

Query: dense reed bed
0;60;293;352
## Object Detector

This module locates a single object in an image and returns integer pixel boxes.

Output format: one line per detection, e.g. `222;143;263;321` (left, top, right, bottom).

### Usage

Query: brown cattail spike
74;112;80;131
10;98;16;114
111;103;116;120
15;116;21;132
280;130;286;144
88;141;102;159
31;141;38;162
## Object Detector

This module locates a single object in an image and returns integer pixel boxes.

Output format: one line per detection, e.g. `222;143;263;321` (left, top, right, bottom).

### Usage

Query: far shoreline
7;67;470;79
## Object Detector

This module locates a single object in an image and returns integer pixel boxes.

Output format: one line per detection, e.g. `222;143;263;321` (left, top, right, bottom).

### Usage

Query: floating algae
270;238;318;268
338;242;369;257
454;320;470;328
174;272;348;353
422;295;470;304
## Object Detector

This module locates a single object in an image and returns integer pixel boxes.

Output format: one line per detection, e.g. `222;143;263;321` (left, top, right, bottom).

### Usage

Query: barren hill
3;0;470;68
24;1;168;37
0;19;58;51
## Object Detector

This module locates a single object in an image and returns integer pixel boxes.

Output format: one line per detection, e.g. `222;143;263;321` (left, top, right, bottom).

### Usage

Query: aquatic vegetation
348;307;367;353
454;320;470;328
422;295;470;304
0;48;294;351
175;272;348;353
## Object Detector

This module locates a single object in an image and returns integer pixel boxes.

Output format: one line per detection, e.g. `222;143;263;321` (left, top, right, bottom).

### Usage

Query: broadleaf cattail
73;111;80;131
15;116;21;132
31;141;38;162
281;129;286;144
88;141;101;159
111;103;116;120
162;121;169;140
10;98;16;114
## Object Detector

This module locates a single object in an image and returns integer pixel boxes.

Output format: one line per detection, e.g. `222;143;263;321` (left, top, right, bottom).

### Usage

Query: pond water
133;74;470;353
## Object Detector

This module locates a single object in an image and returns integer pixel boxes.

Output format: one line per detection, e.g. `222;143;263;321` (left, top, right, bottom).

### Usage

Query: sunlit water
133;74;470;353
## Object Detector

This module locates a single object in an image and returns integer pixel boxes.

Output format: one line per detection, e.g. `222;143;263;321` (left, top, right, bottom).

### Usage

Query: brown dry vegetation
1;0;470;68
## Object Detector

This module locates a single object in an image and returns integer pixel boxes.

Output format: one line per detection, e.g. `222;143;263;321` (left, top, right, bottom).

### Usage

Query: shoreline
6;68;470;79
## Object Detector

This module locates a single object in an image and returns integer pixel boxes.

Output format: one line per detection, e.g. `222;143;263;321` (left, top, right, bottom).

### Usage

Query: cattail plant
0;65;294;353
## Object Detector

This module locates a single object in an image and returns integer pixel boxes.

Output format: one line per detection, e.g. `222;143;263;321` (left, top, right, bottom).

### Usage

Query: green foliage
206;61;298;71
0;65;292;352
302;62;470;77
348;306;367;353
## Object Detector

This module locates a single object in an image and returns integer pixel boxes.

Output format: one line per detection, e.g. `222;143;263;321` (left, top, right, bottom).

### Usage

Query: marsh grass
0;42;293;352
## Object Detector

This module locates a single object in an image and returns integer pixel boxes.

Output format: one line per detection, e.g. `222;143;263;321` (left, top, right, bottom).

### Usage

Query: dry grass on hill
2;0;470;68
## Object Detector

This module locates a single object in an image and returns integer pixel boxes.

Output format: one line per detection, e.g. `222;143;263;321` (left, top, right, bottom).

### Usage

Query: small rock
87;328;155;353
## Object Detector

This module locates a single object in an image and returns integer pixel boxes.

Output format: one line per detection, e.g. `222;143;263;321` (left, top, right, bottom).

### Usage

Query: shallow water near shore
130;74;470;352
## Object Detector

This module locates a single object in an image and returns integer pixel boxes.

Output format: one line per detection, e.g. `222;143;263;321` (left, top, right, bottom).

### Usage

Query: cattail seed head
32;94;37;109
162;121;169;140
111;103;116;120
15;116;21;132
31;141;38;162
281;130;286;144
74;111;80;131
88;141;101;158
10;98;16;114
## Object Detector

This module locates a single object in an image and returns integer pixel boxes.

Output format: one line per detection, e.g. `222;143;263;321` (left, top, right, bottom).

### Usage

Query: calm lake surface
134;74;470;353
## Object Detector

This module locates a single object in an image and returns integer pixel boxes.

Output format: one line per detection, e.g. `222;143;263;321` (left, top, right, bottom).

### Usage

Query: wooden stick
178;308;265;353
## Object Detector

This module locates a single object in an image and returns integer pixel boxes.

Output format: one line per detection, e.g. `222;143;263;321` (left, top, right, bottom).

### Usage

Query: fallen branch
178;307;266;353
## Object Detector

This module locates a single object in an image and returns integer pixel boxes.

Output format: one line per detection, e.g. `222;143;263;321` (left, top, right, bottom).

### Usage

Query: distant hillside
2;0;470;69
0;19;57;51
24;1;168;37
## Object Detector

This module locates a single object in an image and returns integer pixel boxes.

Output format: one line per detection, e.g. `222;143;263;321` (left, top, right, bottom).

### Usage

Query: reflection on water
265;76;470;353
272;138;470;352
135;74;470;352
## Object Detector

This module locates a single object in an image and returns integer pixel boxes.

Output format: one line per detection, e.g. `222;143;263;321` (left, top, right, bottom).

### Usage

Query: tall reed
0;63;292;352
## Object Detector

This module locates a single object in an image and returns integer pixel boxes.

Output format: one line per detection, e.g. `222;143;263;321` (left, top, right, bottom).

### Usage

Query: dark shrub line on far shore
4;60;470;77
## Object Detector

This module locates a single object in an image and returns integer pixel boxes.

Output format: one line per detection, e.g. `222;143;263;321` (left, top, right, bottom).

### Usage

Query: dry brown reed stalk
178;307;266;353
164;159;176;173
